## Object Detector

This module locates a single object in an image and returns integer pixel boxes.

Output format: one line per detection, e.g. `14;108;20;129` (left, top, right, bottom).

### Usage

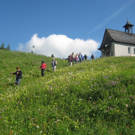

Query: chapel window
128;47;131;54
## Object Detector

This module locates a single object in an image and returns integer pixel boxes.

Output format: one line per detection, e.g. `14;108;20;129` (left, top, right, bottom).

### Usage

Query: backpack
52;60;57;66
54;61;57;66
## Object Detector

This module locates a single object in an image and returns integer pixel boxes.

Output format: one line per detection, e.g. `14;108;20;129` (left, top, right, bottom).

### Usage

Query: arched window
128;47;131;54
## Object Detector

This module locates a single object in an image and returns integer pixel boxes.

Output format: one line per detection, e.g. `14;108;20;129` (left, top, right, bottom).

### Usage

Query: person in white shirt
51;58;57;72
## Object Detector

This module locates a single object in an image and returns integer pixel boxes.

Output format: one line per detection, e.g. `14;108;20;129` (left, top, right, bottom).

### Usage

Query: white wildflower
36;125;39;128
126;104;128;107
57;119;60;121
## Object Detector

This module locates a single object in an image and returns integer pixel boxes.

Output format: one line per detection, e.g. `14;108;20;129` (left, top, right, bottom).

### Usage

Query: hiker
81;54;84;60
39;61;47;77
72;52;75;62
12;67;22;85
84;54;88;60
75;54;78;64
51;58;57;72
68;54;73;66
78;52;82;62
91;54;94;60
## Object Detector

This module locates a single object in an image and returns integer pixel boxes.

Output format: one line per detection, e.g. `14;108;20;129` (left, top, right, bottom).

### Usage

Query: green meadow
1;50;135;135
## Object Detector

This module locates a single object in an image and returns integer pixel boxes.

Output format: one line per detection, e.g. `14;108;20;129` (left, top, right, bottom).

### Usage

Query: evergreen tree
0;42;5;49
51;54;54;57
7;44;10;50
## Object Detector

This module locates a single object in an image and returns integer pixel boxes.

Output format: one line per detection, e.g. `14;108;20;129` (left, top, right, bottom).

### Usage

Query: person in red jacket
39;61;47;77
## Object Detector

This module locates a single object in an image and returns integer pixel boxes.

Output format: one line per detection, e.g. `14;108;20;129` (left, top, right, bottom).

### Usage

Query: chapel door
106;52;110;57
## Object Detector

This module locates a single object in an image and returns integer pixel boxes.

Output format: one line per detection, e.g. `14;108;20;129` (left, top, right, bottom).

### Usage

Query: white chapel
98;21;135;57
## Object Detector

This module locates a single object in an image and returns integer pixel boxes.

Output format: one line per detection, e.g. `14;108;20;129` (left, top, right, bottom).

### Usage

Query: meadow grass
0;50;135;135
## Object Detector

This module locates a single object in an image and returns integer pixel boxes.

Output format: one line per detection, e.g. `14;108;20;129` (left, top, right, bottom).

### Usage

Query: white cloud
17;43;24;50
17;34;99;58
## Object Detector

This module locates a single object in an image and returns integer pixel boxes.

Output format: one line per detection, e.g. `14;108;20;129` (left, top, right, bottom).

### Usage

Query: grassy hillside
1;50;135;135
0;51;68;93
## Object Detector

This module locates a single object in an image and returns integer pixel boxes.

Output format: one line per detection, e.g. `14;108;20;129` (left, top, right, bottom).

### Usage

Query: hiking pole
10;73;13;78
8;73;13;83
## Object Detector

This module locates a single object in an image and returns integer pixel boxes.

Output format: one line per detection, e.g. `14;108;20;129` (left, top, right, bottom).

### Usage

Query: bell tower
123;20;134;34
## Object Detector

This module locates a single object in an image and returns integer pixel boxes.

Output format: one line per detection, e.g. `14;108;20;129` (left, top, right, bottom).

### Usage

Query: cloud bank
17;34;99;58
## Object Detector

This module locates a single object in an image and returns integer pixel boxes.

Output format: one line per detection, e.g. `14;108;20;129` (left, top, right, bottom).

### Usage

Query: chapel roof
107;29;135;44
99;29;135;50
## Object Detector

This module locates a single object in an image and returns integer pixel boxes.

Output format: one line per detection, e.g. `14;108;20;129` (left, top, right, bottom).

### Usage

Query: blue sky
0;0;135;58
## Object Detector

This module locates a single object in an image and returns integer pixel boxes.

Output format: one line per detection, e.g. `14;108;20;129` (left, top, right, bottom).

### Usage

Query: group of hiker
12;58;57;86
39;58;57;76
11;53;94;85
68;52;94;66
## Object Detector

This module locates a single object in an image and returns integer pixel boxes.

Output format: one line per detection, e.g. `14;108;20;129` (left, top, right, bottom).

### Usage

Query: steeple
123;20;134;34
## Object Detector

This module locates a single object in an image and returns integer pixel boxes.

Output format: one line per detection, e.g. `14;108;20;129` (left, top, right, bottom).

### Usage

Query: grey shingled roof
99;29;135;50
107;29;135;45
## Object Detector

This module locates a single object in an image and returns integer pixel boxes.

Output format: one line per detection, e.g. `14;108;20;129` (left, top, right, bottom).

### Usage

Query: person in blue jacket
78;52;82;62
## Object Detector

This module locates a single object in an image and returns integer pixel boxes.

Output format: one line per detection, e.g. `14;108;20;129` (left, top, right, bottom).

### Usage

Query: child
39;61;47;76
12;67;22;85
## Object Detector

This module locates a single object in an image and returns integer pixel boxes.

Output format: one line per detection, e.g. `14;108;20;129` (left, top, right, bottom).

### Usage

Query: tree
0;42;5;49
51;54;54;57
7;44;10;50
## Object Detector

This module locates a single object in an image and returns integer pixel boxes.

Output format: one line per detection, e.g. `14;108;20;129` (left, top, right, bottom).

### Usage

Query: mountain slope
0;51;135;135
